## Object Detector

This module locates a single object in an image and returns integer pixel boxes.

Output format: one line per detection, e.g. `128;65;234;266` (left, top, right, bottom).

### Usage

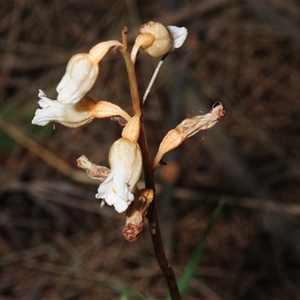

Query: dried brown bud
176;102;225;139
123;189;154;242
77;155;110;181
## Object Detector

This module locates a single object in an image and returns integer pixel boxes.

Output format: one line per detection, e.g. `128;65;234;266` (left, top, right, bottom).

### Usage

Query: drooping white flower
32;90;94;127
56;53;98;105
56;40;123;104
32;90;131;127
96;137;142;213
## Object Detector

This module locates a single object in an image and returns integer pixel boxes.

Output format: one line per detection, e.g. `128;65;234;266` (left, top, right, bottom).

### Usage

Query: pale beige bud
152;128;184;169
121;113;141;143
140;22;172;56
131;21;172;62
158;128;184;156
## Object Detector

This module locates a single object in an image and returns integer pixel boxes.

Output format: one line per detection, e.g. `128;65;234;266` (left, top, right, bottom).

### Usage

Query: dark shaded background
1;1;300;299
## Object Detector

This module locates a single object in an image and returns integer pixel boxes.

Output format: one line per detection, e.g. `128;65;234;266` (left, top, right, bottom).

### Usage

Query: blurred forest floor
1;1;300;299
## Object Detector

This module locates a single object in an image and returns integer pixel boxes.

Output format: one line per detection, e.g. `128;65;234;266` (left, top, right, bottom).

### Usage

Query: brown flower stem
147;201;181;300
120;28;141;115
121;26;128;49
120;27;181;300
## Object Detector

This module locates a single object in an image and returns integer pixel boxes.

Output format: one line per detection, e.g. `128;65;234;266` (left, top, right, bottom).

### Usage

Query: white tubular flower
56;53;98;105
96;138;142;213
57;40;123;105
32;90;94;127
32;90;130;127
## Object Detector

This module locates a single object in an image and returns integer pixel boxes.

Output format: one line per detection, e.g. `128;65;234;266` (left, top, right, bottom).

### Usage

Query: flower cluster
32;21;225;240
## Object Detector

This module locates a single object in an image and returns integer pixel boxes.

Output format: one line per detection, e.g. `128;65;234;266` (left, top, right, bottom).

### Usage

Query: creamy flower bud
57;40;123;104
140;21;172;56
131;21;172;62
121;113;140;142
131;21;188;63
96;138;142;213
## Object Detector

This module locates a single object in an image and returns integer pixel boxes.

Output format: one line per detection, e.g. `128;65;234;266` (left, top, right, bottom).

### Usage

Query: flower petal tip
167;25;188;51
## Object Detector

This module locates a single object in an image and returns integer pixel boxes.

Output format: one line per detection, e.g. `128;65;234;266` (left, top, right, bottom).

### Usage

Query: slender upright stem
121;28;141;115
120;28;181;300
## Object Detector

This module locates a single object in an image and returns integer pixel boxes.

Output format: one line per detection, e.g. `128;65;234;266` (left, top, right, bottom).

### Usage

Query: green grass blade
167;198;225;299
119;289;128;300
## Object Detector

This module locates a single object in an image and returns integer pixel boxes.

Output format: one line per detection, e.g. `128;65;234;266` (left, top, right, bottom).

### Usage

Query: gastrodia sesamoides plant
32;21;225;242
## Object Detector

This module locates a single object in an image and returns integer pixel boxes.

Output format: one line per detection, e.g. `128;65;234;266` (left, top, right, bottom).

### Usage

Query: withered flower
153;102;225;169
